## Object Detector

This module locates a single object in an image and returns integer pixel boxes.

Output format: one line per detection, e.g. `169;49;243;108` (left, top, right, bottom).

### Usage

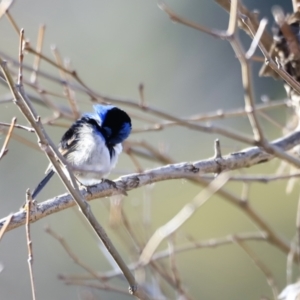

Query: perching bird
32;104;132;199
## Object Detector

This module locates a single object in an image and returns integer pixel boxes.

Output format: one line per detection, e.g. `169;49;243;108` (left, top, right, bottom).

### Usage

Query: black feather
101;107;132;145
32;170;55;199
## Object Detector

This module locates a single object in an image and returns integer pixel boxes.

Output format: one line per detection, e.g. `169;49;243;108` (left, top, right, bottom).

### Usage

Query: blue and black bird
32;104;132;199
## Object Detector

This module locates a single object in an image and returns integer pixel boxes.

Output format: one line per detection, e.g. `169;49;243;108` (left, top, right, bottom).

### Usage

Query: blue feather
93;104;115;124
108;122;131;144
91;104;132;145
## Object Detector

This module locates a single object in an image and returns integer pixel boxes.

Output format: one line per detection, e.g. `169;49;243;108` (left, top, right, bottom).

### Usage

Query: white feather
51;122;122;186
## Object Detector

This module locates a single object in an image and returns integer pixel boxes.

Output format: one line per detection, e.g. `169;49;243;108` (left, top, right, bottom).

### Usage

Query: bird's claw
81;180;128;197
80;184;95;197
103;179;128;196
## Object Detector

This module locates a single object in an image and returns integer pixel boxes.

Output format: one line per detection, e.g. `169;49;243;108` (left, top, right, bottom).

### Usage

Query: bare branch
1;128;300;232
0;117;16;160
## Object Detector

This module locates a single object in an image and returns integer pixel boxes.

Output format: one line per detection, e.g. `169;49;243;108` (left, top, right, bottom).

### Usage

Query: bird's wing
58;119;82;157
43;121;81;174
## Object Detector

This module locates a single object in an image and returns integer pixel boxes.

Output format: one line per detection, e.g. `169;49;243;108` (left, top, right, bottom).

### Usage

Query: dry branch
1;128;300;233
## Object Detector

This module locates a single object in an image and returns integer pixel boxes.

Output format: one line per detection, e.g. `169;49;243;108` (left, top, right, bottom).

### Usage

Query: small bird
32;104;132;199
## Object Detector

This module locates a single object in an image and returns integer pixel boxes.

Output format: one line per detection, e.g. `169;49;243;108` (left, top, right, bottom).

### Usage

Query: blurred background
0;0;298;299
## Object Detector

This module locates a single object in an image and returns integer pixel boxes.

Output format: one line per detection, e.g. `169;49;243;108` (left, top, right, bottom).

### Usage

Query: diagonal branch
0;51;148;299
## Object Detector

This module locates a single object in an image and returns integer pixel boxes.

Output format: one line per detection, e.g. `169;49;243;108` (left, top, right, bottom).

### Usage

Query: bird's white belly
67;132;121;186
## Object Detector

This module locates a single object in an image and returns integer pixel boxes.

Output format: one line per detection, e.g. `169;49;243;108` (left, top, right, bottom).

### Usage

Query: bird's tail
32;170;55;199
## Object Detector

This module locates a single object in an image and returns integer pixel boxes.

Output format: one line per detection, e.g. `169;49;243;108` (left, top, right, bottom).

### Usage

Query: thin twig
25;189;36;300
226;0;239;37
168;236;192;299
30;24;45;83
235;239;279;299
45;227;108;281
229;21;265;143
59;277;131;297
0;121;34;132
0;117;16;160
67;232;268;282
5;10;19;35
215;0;273;55
158;0;226;39
246;18;268;59
0;214;12;242
257;110;285;130
125;148;144;173
119;207;182;294
286;236;298;285
18;28;24;85
131;99;287;133
51;46;79;119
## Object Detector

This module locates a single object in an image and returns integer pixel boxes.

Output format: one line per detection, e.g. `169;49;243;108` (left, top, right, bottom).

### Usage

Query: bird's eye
103;127;112;138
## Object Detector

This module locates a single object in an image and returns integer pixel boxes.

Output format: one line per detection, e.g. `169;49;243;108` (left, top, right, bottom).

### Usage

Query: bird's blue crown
87;104;131;145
